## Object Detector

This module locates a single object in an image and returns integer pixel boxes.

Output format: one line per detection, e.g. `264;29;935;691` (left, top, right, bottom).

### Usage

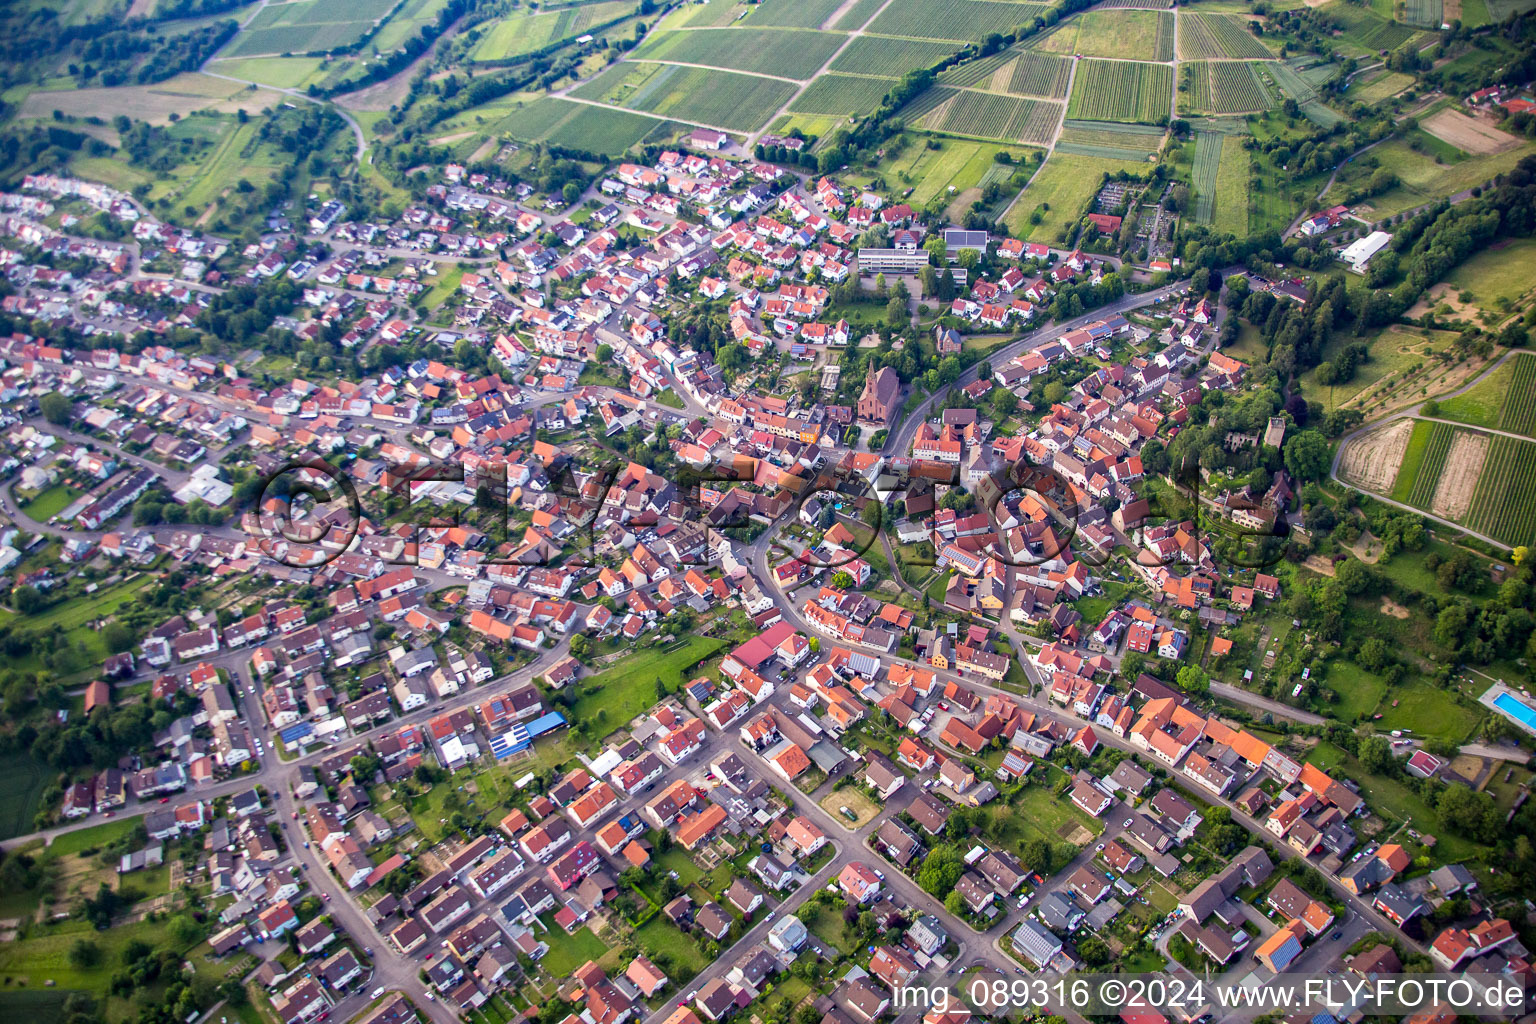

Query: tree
1283;430;1330;481
861;500;883;529
1433;603;1470;651
916;845;964;895
101;622;133;654
168;913;202;946
830;571;855;590
885;296;907;328
68;939;101;968
40;391;72;425
1175;665;1209;694
944;890;966;917
13;585;44;615
1358;735;1393;773
990;388;1017;417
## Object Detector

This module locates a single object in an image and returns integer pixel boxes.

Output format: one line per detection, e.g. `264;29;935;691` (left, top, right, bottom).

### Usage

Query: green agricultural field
1351;137;1536;219
1032;9;1174;61
224;0;398;56
1177;12;1273;59
867;0;1048;41
663;0;740;26
768;111;846;139
462;95;666;154
1464;436;1536;547
1499;355;1536;437
573;61;792;131
1003;152;1148;241
1405;422;1453;509
1184;62;1276;114
631;26;845;79
1322;1;1421;52
834;0;888;28
1345;67;1414;104
1007;51;1074;97
1485;0;1536;19
906;86;1062;144
1388;419;1436;502
1438;237;1536;323
743;0;845;27
832;36;957;77
1067;59;1171;124
470;0;634;61
206;56;326;89
1399;0;1444;27
0;751;47;840
1436;356;1517;431
545;103;662;153
623;63;795;131
1211;130;1249;236
570;635;728;728
570;60;656;103
1055;119;1165;160
371;0;453;50
789;73;893;116
1268;59;1345;126
1191;130;1222;223
883;137;1034;207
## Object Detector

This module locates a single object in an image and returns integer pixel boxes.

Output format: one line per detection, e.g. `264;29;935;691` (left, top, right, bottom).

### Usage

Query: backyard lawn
1307;741;1479;860
635;917;709;977
19;483;82;521
537;913;612;977
1374;677;1484;742
570;635;728;728
1011;782;1102;846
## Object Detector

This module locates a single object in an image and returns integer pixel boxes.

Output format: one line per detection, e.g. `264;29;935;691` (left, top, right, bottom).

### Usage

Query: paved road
1209;682;1327;726
882;277;1204;457
751;511;1431;962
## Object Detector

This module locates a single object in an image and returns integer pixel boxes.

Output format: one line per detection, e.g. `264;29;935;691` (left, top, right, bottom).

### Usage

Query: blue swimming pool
1493;692;1536;732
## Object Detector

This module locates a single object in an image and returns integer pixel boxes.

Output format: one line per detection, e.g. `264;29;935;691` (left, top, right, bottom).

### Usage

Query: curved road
883;276;1207;457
